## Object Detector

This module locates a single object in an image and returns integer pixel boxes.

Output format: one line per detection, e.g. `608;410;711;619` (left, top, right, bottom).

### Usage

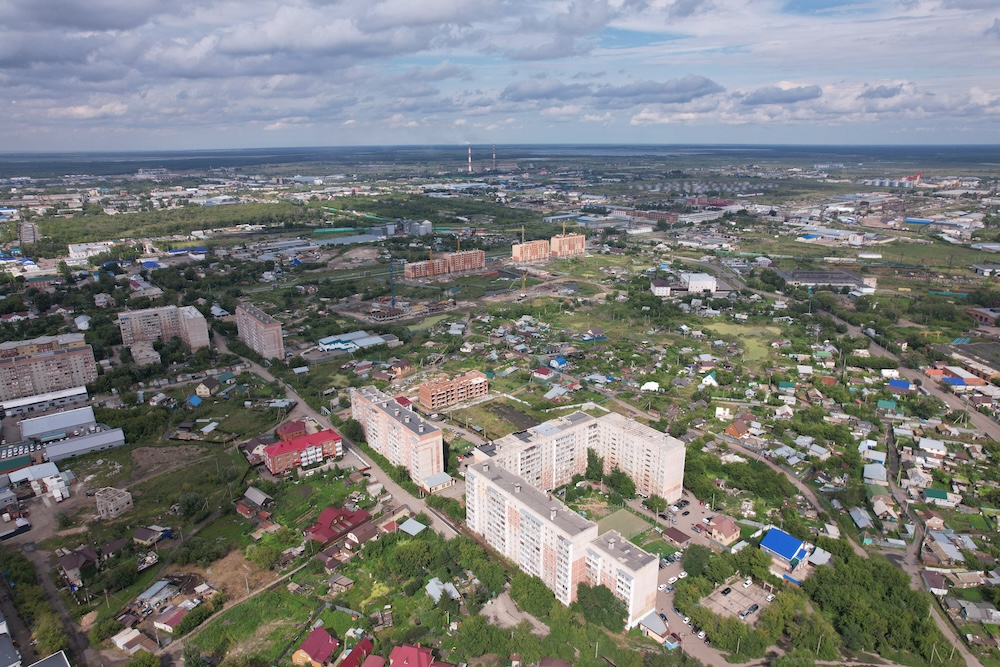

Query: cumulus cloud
593;75;724;103
986;18;1000;40
859;84;904;99
2;0;999;148
741;85;823;105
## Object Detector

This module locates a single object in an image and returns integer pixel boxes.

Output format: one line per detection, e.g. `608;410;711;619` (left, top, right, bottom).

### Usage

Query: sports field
596;508;653;537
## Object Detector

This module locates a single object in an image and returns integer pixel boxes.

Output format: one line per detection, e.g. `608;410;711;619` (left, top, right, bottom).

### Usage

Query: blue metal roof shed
760;528;808;564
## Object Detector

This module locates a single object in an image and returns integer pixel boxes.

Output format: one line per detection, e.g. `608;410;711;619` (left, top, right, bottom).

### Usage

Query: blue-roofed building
888;379;911;393
549;357;568;370
760;528;808;570
187;395;202;407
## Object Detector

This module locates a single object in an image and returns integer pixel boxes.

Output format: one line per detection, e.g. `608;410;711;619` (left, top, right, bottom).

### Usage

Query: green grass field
702;322;782;361
596;509;653;537
192;589;316;661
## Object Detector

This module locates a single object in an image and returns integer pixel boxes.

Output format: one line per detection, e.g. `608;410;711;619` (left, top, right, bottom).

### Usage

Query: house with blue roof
187;395;202;407
760;528;808;571
549;357;568;370
888;379;911;393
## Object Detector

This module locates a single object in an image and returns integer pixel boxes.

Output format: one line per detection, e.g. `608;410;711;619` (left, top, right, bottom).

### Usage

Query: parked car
697;630;706;640
766;593;775;602
743;578;752;588
659;612;669;623
682;510;691;516
668;576;678;584
747;604;759;615
658;583;668;591
678;571;688;579
683;617;690;625
721;587;732;596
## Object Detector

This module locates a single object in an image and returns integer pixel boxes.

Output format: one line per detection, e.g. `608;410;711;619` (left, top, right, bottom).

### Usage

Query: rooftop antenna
467;144;472;175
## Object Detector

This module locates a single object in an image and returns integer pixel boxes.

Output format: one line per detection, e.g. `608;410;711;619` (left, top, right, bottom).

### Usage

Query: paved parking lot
703;582;773;625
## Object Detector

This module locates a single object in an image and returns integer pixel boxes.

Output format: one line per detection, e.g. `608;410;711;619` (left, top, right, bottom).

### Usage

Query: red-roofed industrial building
264;429;343;475
292;627;340;667
306;507;371;547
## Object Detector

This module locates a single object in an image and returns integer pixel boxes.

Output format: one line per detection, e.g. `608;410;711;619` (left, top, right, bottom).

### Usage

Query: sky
3;0;1000;151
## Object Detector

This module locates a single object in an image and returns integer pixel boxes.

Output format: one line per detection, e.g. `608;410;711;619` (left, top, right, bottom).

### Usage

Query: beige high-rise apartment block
489;411;684;502
511;239;550;263
465;461;657;628
350;386;447;491
235;304;285;359
117;305;209;350
0;334;98;401
418;370;489;410
549;233;586;258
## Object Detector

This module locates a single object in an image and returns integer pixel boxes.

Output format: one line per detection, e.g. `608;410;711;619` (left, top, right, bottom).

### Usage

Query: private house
59;546;98;586
759;528;808;571
709;516;741;547
387;644;455;667
724;420;749;439
292;627;340;667
338;639;375;667
153;605;189;634
132;527;165;547
305;507;371;548
195;377;220;398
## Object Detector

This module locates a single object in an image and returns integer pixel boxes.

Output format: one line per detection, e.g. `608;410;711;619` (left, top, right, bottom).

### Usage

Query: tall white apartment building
350;386;448;492
488;411;685;502
465;460;657;628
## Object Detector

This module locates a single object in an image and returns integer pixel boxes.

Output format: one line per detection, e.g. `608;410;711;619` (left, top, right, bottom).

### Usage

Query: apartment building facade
403;249;486;279
511;239;550;263
0;334;98;401
350;386;446;491
236;304;285;359
418;370;489;410
490;411;685;502
550;233;587;258
465;461;657;628
263;429;343;475
117;305;210;350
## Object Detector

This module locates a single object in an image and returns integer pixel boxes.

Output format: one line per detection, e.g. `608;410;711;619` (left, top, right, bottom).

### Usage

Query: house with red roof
388;644;455;667
305;507;371;547
276;420;308;441
292;627;340;667
724;420;749;439
338;639;374;667
708;515;741;547
264;429;343;475
153;605;189;634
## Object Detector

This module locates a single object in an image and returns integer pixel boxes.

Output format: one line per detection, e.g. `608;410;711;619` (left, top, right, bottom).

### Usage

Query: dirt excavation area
132;445;205;477
166;550;278;600
480;592;549;637
328;246;379;269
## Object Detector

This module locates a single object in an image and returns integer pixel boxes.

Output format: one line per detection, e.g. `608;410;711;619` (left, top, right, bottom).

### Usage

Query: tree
126;652;162;667
681;544;712;578
88;617;125;646
585;448;604;481
644;494;668;514
340;418;365;443
182;643;203;666
604;466;636;499
510;573;556;619
178;492;206;518
33;612;70;655
570;583;626;631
